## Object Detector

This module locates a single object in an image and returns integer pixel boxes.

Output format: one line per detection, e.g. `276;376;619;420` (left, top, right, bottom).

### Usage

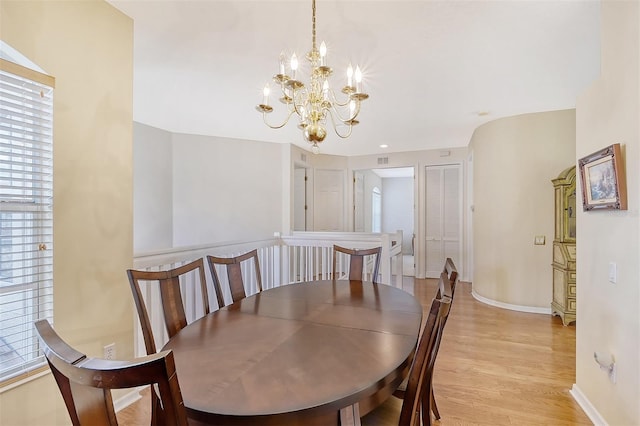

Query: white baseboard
570;384;607;426
471;289;552;315
114;386;145;413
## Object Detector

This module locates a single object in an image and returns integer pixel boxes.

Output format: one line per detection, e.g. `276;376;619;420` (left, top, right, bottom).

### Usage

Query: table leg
339;403;362;426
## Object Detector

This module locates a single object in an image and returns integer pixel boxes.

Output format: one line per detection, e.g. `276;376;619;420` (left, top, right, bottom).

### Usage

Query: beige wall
0;1;133;425
575;1;639;423
470;110;575;309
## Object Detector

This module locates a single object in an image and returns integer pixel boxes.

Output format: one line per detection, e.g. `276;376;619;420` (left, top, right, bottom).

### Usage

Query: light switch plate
534;235;545;245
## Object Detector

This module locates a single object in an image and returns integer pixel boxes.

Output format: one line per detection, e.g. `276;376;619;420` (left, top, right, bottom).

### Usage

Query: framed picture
578;143;627;211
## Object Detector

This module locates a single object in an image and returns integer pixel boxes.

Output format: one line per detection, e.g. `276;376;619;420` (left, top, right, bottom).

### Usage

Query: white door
425;164;462;277
353;171;365;232
293;167;307;231
314;169;345;231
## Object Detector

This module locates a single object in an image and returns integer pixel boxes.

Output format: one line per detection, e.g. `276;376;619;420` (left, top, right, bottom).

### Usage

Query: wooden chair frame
394;271;453;425
127;258;211;355
332;245;381;282
429;257;458;421
442;257;459;296
34;320;188;426
127;258;209;425
398;291;452;426
206;249;262;306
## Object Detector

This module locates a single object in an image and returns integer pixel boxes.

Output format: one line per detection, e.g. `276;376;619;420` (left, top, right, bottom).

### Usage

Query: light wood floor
118;278;591;426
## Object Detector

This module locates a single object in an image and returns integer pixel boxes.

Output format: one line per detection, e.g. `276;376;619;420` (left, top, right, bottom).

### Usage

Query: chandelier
256;0;369;154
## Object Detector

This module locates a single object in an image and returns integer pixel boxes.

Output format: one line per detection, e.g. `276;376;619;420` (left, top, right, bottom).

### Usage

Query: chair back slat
227;262;247;301
159;276;188;338
207;249;262;306
332;245;382;282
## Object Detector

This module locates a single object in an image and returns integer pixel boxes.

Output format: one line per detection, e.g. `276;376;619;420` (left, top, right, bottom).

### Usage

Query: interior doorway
353;167;415;276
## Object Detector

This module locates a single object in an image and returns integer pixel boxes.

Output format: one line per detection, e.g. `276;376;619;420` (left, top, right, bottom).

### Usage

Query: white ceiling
108;0;601;157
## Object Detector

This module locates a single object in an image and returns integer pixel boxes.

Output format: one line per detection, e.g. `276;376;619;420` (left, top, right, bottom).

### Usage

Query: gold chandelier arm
326;109;355;139
262;109;296;129
326;98;361;124
325;87;352;108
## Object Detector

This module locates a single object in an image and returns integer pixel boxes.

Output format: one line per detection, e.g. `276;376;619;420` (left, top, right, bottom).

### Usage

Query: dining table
162;279;423;425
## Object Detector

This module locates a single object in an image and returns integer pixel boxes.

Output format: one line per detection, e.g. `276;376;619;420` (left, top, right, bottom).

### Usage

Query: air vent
377;157;389;165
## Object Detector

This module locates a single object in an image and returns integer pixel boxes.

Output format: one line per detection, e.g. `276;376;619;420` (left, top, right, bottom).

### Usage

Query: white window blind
0;58;54;384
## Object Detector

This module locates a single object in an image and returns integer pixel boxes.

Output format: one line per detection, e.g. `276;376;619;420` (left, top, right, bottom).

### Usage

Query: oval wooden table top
162;279;423;425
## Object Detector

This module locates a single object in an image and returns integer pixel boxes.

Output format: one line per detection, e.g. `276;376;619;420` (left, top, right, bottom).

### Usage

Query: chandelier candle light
256;0;369;154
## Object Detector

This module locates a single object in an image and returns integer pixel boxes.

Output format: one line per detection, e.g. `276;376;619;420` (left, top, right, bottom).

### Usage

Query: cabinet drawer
568;283;576;296
568;298;577;311
569;272;576;281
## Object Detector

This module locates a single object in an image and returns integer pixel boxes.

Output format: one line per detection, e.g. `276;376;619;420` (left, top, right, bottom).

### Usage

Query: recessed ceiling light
380;144;388;148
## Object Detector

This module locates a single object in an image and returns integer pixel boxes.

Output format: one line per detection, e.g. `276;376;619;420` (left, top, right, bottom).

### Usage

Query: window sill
0;366;50;394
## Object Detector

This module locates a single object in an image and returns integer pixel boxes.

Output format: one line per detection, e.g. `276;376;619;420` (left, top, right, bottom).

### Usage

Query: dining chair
206;249;262;306
34;319;189;426
362;293;451;426
127;259;211;425
423;257;459;421
390;272;453;425
127;258;213;355
332;245;381;282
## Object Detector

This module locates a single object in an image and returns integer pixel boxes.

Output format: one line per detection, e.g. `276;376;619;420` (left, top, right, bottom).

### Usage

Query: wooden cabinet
551;166;576;325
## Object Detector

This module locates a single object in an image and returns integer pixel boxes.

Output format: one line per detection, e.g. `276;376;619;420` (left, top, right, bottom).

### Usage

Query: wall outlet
104;343;116;360
534;235;545;245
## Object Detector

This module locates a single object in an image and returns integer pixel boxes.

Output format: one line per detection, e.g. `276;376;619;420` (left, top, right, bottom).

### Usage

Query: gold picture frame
578;143;627;211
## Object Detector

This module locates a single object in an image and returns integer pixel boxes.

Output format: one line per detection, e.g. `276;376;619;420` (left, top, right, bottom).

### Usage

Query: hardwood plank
119;278;591;426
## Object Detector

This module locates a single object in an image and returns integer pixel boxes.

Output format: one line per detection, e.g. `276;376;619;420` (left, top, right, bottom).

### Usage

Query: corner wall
469;110;575;310
0;1;133;424
133;122;173;252
574;1;639;423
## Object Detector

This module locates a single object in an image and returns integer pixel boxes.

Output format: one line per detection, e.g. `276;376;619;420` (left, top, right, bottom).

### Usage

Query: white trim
471;289;552;315
0;369;50;394
114;386;145;413
570;384;607;426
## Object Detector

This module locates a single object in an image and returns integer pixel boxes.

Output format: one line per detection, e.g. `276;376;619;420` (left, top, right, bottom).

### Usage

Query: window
372;187;381;233
0;56;54;384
